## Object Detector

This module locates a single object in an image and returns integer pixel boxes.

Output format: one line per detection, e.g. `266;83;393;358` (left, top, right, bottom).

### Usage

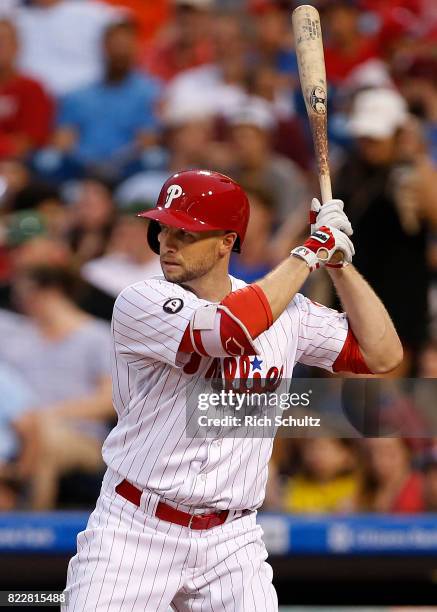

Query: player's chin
161;263;186;282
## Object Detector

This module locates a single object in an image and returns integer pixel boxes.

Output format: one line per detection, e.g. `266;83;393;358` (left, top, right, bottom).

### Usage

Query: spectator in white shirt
81;208;161;298
0;263;113;509
14;0;124;96
165;11;249;121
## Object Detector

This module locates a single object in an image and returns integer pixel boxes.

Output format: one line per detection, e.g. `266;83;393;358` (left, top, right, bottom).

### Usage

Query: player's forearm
328;265;403;373
255;255;310;322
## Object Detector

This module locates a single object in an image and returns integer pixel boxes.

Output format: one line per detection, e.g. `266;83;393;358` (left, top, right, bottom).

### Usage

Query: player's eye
179;230;196;241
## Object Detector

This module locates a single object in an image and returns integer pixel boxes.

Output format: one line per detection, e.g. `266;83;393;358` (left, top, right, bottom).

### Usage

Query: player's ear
220;232;237;255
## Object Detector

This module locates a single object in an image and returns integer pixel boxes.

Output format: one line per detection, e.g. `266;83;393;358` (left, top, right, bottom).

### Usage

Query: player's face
158;224;232;283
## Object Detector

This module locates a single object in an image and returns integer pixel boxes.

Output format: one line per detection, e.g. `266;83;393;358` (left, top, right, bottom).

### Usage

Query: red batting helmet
138;170;250;254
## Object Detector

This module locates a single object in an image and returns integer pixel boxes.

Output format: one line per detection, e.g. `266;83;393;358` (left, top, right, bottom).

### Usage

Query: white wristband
290;246;319;271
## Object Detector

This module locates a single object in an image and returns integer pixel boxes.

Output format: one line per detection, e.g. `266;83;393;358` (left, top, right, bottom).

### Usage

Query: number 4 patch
163;298;184;314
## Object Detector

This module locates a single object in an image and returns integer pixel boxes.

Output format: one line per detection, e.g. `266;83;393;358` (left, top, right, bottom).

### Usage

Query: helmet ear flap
147;220;160;254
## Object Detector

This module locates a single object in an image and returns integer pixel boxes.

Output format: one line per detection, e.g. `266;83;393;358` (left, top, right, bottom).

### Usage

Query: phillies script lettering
183;354;284;393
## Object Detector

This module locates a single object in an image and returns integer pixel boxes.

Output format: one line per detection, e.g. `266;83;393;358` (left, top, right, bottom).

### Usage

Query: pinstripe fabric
64;274;349;610
64;472;277;611
101;276;348;511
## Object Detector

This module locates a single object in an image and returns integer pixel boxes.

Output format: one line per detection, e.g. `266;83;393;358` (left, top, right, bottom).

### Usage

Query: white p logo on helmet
164;184;183;208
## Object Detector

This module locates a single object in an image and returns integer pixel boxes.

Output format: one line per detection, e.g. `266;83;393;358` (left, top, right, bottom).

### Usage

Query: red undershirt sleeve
333;328;373;374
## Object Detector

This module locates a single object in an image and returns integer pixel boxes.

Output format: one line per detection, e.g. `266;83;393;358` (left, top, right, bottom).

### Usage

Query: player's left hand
310;198;353;236
291;225;355;271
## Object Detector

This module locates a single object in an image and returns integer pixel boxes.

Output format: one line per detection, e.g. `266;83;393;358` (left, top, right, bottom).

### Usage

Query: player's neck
182;270;232;302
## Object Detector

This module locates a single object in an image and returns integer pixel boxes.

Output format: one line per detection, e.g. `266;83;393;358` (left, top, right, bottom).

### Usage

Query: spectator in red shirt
142;0;215;81
0;19;53;159
355;438;425;513
322;1;380;86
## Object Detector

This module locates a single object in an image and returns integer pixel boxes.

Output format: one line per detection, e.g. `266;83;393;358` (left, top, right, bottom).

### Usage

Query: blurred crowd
0;0;436;512
265;437;437;513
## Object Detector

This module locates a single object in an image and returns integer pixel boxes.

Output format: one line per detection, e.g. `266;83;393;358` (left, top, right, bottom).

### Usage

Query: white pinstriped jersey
102;275;349;511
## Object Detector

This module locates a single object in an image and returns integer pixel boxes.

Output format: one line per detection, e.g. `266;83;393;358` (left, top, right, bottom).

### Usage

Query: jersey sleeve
294;294;349;372
112;279;204;367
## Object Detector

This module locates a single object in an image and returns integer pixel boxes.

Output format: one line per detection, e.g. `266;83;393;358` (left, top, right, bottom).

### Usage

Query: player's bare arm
254;256;310;320
327;265;403;374
311;197;403;374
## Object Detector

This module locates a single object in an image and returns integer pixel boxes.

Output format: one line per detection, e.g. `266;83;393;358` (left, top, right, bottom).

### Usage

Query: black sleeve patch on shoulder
163;298;184;314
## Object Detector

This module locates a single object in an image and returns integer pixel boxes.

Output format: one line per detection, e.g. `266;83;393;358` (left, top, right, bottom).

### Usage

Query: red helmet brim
138;207;224;233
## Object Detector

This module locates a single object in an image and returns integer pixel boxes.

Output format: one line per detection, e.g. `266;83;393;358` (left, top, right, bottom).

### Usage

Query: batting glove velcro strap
291;225;355;271
310;198;353;236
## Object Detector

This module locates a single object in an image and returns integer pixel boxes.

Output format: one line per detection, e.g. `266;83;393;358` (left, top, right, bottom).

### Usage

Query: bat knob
316;247;330;262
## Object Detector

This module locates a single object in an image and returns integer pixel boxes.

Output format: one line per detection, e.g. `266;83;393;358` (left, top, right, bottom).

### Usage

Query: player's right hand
291;225;355;271
310;198;353;236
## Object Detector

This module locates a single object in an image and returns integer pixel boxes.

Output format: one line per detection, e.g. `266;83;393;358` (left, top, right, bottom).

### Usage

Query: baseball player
64;170;402;611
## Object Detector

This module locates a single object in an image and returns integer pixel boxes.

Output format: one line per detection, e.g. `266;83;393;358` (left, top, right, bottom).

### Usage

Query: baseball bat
292;4;332;204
